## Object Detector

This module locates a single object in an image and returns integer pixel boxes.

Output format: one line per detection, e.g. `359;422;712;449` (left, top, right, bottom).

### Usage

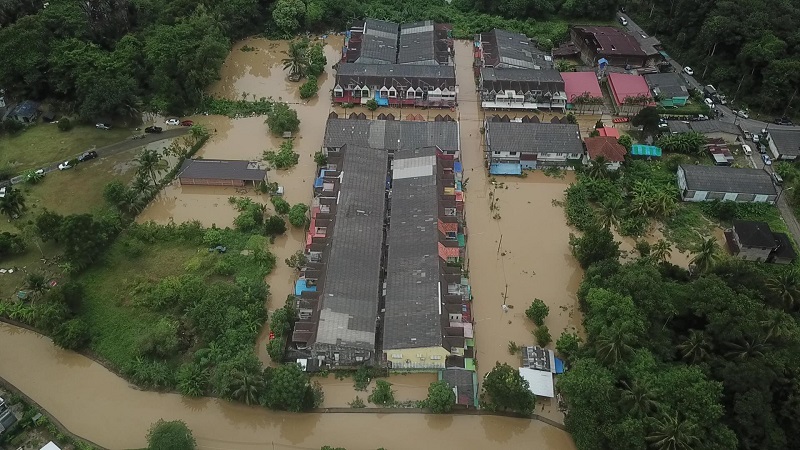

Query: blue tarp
554;357;565;374
454;162;463;173
295;279;317;296
374;91;389;106
314;169;329;188
489;163;522;175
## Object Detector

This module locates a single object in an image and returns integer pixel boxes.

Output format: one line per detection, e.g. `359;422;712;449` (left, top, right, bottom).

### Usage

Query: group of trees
656;132;707;155
628;0;800;114
281;37;327;98
559;223;800;449
263;139;300;169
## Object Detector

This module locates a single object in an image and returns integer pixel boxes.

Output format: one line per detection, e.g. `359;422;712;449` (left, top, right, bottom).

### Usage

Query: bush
265;102;300;135
299;77;318;99
266;336;286;361
52;318;90;350
263;215;287;236
269;307;293;337
263;139;300;169
288;203;309;227
556;331;582;362
271;196;290;214
424;380;456;413
0;231;27;257
365;98;378;111
57;117;73;131
307;43;327;77
137;318;180;358
534;325;552;347
3;118;24;134
147;419;196;450
285;250;307;270
177;363;208;398
368;379;395;406
314;151;327;166
525;299;549;326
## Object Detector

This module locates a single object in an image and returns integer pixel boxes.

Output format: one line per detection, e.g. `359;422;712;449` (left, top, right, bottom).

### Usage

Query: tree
618;134;633;150
263;215;287;236
25;272;48;297
525;298;549;326
229;370;265;406
177;363;208;398
365;98;378;111
288;203;309;228
299;77;318;99
0;187;27;219
52;318;90;350
646;412;701;450
481;363;535;415
281;38;309;80
135;148;164;185
597;197;624;230
690;237;721;274
677;330;713;364
595;328;635;365
651;239;672;263
266;103;300;135
620;380;659;419
534;325;552;346
631;107;660;135
147;419;196;450
263;140;299;169
424;380;456;413
271;196;290;214
766;269;800;310
264;363;313;412
313;151;327;166
569;224;620;269
556;331;582;362
272;0;306;37
586;156;610;179
368;379;395;406
307;43;327;77
285;250;307;270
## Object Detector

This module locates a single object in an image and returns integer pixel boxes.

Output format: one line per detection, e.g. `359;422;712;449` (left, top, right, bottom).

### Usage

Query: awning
519;367;554;398
489;163;522;175
631;144;662;157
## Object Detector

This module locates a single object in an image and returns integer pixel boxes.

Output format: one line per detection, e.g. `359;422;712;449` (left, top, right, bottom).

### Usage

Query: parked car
618;16;628;26
743;130;752;140
166;118;180;126
0;186;7;198
95;123;111;130
180;120;194;127
58;161;73;170
753;134;760;143
773;172;783;186
734;110;749;119
144;126;163;133
742;144;752;156
34;168;45;176
78;151;98;162
762;154;772;166
683;66;694;76
774;117;794;126
704;98;715;108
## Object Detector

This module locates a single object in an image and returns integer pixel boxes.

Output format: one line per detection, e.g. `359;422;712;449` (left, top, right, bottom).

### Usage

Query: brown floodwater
0;323;576;450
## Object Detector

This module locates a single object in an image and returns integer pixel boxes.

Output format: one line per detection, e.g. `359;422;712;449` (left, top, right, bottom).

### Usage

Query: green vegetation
348;396;366;408
314;151;328;167
368;379;395;406
271;196;291;215
299;77;319;99
198;97;273;118
365;98;378;111
265;103;300;136
263;139;300;169
423;380;456;413
480;362;536;415
289;203;309;228
656;132;707;155
534;325;551;347
147;419;196;450
525;298;549;326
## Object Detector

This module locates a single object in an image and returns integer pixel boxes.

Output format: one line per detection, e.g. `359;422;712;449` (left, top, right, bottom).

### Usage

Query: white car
762;154;772;166
734;110;750;119
0;186;6;198
58;161;73;170
166;118;180;126
683;66;694;76
742;144;752;156
753;134;760;144
95;123;111;130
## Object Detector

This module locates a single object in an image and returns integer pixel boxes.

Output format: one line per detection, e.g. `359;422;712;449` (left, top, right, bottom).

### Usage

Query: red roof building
562;72;603;114
570;26;651;68
598;127;620;138
607;73;654;115
584;136;627;170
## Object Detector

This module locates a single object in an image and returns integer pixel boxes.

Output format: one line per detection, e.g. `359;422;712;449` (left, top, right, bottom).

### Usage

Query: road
9;127;189;184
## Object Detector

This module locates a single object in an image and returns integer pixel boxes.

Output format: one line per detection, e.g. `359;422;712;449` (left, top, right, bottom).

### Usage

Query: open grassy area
0;123;133;173
663;204;717;251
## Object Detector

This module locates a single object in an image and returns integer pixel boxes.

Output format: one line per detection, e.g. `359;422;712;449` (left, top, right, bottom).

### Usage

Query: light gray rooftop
679;164;777;196
324;118;459;153
485;121;583;155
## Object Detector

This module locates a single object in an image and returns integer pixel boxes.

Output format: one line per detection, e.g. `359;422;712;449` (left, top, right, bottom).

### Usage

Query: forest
626;0;800;114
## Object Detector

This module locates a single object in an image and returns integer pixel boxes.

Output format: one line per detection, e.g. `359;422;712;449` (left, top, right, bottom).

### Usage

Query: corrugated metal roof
485;122;583;155
680;164;776;196
178;159;266;181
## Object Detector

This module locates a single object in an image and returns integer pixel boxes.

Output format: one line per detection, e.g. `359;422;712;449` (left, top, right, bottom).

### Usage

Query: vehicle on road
683;66;694;75
753;134;760;143
773;172;783;186
734;110;750;119
58;161;73;170
742;144;752;156
743;130;752;140
180;120;194;127
145;126;163;133
166;118;180;126
34;169;45;176
774;117;794;126
704;98;714;108
762;154;772;165
619;16;628;26
95;123;111;130
0;186;8;198
78;151;98;162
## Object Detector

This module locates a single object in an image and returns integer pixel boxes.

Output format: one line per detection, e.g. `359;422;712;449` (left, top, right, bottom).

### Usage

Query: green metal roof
631;144;662;157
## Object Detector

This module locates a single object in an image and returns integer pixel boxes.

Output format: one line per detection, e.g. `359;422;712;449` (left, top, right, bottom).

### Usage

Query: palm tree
586;156;610;179
24;272;48;298
597;197;624;230
620;380;660;418
677;330;712;364
0;187;27;219
595;329;634;365
229;370;264;406
766;269;800;310
651;239;672;263
134;149;163;185
724;336;769;360
689;237;720;274
646;412;701;450
282;40;308;81
652;190;678;217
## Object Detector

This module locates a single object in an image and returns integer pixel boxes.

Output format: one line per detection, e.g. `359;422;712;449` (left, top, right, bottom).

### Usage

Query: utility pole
732;73;746;105
783;87;798;118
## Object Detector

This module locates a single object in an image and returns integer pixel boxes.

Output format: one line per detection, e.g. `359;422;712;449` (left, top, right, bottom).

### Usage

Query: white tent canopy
519;367;555;398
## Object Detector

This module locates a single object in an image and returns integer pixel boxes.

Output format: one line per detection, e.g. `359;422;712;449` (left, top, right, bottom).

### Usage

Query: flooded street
0;322;576;450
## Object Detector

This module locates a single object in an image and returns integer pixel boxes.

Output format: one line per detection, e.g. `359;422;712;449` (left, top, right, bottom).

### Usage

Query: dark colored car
144;126;163;133
78;151;98;162
774;117;794;126
180;120;194;127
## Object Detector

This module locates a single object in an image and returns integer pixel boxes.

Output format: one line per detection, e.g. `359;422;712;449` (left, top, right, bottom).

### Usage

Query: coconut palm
597;197;624;230
24;272;48;298
677;330;712;364
620;380;660;419
586;156;610;179
594;329;634;365
766;269;800;311
651;239;672;263
689;237;720;274
134;149;164;185
724;336;770;360
229;370;264;406
646;412;701;450
652;190;678;217
0;187;27;219
281;40;309;81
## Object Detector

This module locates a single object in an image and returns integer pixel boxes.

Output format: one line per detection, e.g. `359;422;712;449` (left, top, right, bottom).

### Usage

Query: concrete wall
385;346;450;370
738;246;773;262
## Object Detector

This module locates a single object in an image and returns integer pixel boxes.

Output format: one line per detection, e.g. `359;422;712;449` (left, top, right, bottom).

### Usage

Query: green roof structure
631;144;662;157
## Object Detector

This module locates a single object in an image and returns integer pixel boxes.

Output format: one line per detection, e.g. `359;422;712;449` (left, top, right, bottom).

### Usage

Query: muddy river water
0;38;583;449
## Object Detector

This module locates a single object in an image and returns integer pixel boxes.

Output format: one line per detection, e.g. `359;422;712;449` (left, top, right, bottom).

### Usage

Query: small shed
7;100;40;123
519;367;554;398
178;159;266;187
630;144;662;158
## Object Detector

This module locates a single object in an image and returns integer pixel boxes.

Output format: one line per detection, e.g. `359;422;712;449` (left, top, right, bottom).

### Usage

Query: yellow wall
384;346;451;370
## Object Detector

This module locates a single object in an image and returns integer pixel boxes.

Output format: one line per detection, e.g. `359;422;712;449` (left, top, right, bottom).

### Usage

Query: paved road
8;127;189;185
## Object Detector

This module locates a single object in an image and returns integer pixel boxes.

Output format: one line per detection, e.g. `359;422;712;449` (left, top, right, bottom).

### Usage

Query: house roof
562;71;603;102
9;100;39;118
324;118;459;153
733;220;776;248
314;145;388;351
679;165;777;196
485;122;583;155
438;243;460;260
383;146;442;350
607;73;652;105
772;232;797;261
178;159;266;181
357;19;400;64
336;63;455;88
519;367;555;398
688;120;741;136
667;120;692;133
585;137;626;162
479;68;564;93
597;127;620;138
481;29;553;69
767;128;800;157
440;368;476;406
644;72;689;99
397;21;452;65
572;26;648;58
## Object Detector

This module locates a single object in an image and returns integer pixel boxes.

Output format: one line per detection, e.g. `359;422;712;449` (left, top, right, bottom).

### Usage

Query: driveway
8;127;189;184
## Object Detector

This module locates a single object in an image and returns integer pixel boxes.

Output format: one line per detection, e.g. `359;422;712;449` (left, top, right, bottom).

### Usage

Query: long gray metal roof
178;159;266;181
324;118;459;153
679;164;777;196
485;121;583;155
336;63;455;81
383;146;442;350
315;145;388;351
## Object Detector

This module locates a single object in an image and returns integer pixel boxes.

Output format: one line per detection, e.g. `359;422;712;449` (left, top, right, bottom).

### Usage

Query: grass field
0;123;133;173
